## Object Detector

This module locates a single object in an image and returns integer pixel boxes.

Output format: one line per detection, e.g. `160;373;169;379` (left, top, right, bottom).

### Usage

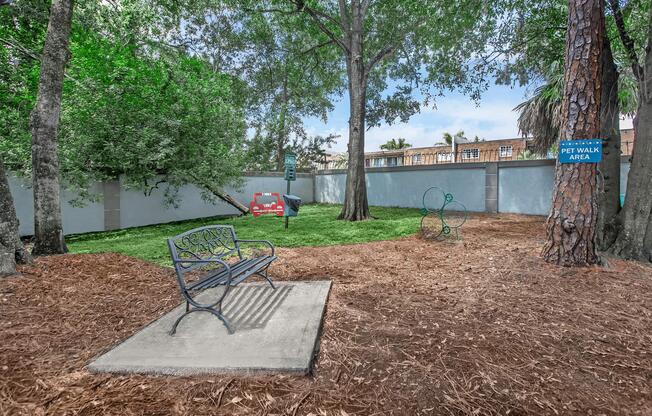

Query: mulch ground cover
1;214;651;415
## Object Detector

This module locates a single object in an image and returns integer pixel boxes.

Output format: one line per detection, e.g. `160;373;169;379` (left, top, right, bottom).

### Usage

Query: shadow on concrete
224;285;293;331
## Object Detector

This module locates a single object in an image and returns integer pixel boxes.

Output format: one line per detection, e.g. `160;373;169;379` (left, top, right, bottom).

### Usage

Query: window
412;154;422;164
372;158;384;167
461;148;480;160
387;157;398;167
499;145;513;158
437;152;453;162
365;159;370;167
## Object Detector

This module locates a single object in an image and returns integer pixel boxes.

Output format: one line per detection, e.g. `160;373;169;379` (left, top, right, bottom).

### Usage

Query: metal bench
167;225;276;335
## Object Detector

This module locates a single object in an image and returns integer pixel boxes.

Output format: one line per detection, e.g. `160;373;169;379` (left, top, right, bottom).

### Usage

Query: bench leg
169;306;235;335
255;267;275;289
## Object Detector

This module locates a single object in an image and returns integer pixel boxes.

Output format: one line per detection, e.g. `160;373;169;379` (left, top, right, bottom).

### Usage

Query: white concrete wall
620;161;631;193
498;165;556;215
8;160;635;236
316;167;486;212
10;173;313;236
9;174;105;236
119;174;314;229
317;160;633;217
498;160;633;215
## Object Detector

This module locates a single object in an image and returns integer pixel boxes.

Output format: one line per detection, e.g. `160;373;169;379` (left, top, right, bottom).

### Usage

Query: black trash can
283;194;302;217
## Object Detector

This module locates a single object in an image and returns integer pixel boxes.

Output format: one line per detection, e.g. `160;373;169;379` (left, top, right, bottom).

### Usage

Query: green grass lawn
67;204;422;266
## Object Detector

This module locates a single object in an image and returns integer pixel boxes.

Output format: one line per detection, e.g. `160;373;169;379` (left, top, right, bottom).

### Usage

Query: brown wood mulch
1;214;651;415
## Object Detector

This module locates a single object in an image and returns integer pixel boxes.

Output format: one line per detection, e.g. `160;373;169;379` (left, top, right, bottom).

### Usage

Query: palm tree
441;130;466;145
380;138;412;150
514;61;637;155
513;65;563;155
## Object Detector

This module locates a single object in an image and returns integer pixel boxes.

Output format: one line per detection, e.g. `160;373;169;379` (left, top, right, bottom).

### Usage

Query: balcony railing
319;141;635;170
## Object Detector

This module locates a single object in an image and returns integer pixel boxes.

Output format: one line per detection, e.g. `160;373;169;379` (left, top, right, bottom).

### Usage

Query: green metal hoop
420;187;467;240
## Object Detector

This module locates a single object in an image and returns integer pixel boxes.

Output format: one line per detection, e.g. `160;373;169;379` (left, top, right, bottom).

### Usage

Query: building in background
319;129;635;170
363;149;405;168
621;128;635;155
403;137;529;166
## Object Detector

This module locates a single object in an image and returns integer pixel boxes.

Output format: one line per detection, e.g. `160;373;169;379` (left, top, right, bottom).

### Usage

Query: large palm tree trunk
542;0;603;266
30;0;74;255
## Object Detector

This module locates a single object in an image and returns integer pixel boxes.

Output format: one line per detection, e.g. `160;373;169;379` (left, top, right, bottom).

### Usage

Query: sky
304;83;635;153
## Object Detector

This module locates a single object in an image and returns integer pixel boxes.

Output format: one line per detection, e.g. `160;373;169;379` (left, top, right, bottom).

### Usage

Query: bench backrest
167;225;241;277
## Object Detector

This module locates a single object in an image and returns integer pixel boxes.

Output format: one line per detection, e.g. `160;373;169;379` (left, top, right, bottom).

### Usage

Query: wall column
485;163;498;213
103;180;121;231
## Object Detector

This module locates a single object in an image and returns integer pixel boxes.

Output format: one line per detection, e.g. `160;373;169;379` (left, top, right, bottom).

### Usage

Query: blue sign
559;139;602;163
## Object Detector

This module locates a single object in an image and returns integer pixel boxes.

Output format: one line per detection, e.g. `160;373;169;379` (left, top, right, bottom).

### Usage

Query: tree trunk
30;0;74;255
608;5;652;262
338;6;371;221
611;102;652;261
596;31;621;250
212;190;250;215
275;91;288;172
187;173;250;215
541;0;603;266
0;159;31;277
276;75;290;172
641;104;652;261
275;112;286;171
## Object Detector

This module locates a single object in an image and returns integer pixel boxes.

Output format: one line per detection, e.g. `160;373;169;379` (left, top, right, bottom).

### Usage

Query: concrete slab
88;281;331;376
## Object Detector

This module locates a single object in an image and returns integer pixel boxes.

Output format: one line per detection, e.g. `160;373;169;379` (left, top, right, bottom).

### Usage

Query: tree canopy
1;1;247;205
228;0;510;220
173;2;346;171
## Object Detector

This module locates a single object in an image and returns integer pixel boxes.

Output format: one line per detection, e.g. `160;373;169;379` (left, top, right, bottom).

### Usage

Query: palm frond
514;76;563;155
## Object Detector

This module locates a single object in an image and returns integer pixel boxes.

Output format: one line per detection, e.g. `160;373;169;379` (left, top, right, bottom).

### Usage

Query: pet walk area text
559;139;602;163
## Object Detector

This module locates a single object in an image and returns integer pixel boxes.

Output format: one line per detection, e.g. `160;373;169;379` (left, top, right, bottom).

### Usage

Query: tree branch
364;17;427;74
187;173;249;215
243;6;300;16
0;36;84;87
608;0;643;80
304;8;348;52
287;0;349;53
300;39;335;55
365;45;396;73
360;0;372;17
478;26;564;68
306;5;346;31
258;1;348;53
0;36;40;61
338;0;351;34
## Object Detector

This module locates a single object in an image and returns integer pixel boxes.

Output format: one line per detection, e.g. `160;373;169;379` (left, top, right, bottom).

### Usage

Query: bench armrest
172;258;233;285
236;239;275;257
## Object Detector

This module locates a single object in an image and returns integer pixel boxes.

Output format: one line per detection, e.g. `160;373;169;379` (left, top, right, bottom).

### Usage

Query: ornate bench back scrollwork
169;226;240;279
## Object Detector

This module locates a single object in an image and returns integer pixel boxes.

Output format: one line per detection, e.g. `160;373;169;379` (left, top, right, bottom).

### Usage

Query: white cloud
309;95;523;153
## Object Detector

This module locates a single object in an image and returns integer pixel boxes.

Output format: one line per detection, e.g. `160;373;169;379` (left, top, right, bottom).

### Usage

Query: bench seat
187;255;277;291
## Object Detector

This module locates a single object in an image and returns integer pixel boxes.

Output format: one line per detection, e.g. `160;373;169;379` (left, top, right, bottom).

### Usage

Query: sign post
558;139;602;164
283;153;296;229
